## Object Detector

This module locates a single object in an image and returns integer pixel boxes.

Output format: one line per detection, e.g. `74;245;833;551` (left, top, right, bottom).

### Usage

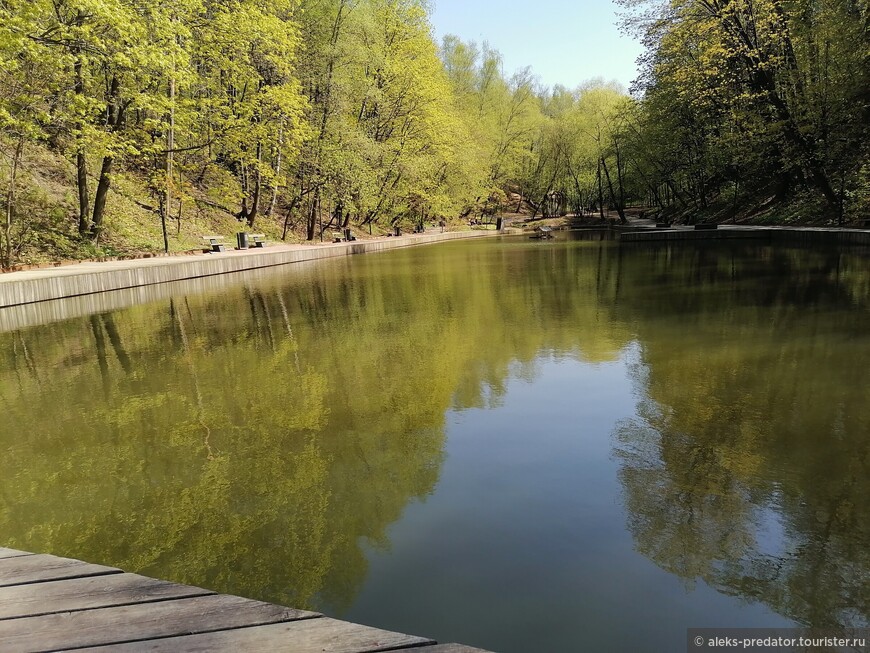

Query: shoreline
0;230;496;311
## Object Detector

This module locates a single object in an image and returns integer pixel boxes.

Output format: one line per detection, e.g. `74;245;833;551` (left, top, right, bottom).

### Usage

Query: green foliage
1;0;651;264
621;0;870;222
10;0;862;263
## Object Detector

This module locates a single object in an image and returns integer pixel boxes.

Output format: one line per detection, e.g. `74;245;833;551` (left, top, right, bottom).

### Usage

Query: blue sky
429;0;644;91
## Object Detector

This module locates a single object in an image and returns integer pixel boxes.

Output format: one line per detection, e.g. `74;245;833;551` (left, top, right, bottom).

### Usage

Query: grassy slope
3;140;302;267
653;181;868;227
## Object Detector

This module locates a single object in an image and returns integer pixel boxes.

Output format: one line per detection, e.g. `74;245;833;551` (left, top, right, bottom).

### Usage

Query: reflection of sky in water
753;504;788;560
348;354;793;652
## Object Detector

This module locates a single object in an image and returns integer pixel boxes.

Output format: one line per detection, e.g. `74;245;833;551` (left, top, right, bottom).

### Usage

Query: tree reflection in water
612;244;870;628
0;237;867;627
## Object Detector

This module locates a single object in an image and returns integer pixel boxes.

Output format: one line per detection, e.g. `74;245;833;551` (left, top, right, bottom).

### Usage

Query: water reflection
0;236;868;636
612;244;870;628
0;237;630;614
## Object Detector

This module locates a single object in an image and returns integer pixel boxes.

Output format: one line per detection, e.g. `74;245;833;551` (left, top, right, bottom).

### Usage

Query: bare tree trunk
306;186;319;241
614;140;628;222
91;155;113;241
266;121;283;218
596;160;605;219
73;50;90;236
163;74;175;252
2;137;24;268
317;193;323;242
176;169;183;236
91;77;127;240
246;142;262;228
601;157;626;224
281;194;300;240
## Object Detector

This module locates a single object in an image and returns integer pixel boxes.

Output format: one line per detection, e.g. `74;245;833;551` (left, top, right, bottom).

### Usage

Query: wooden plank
0;594;316;652
0;572;214;620
0;554;119;588
0;549;33;560
68;616;433;653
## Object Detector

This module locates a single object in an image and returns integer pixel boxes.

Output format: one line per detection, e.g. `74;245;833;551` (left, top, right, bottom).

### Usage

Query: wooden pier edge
0;547;494;653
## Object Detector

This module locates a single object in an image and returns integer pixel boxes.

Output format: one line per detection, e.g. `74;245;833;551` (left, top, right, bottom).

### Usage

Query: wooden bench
330;230;357;243
249;233;266;247
201;235;226;252
655;222;672;229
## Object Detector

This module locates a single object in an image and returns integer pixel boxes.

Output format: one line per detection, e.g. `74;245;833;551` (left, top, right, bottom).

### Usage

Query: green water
1;234;868;651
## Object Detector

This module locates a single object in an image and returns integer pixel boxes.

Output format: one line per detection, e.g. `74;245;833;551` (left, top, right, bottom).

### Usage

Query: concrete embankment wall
619;227;870;246
0;260;327;332
619;229;766;243
0;230;491;312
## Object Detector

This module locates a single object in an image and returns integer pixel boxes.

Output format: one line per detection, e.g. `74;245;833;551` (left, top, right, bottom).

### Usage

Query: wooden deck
0;548;492;653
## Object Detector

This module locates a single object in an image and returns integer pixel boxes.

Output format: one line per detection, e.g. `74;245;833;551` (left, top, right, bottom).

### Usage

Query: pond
1;233;868;651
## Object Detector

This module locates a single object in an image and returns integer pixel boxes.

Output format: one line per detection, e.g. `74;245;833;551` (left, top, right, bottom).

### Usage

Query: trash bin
393;226;401;237
495;217;503;231
236;232;249;249
344;228;352;242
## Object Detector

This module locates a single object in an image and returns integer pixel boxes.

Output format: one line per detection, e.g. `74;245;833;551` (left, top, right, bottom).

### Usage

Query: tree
622;0;870;221
0;0;58;266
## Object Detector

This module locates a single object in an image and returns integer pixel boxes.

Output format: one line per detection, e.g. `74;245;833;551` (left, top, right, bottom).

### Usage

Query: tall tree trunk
266;121;284;218
306;186;320;241
281;194;300;240
163;74;175;252
246;142;262;228
2;137;24;268
596;160;605;219
91;155;113;240
73;49;90;236
601;157;626;223
91;78;126;240
176;169;183;236
613;140;628;223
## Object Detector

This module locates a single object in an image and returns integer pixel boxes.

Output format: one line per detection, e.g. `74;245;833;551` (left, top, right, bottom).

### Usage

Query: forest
1;0;868;267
